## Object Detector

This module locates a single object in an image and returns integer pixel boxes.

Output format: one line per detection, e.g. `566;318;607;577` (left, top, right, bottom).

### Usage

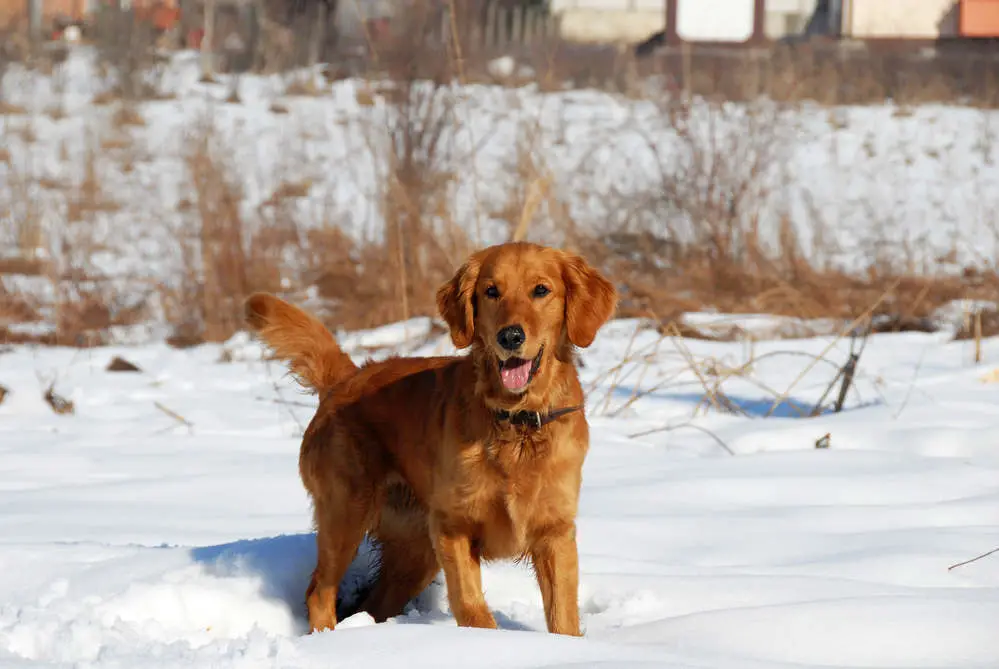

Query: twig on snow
893;342;931;420
809;326;871;418
809;363;845;417
585;328;670;395
664;322;744;417
628;421;735;456
948;546;999;572
833;325;871;414
154;401;194;433
262;356;305;434
599;323;642;415
766;279;901;417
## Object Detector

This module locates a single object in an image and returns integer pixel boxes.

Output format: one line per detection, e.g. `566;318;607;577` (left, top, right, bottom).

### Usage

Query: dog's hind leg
306;492;376;632
360;487;439;622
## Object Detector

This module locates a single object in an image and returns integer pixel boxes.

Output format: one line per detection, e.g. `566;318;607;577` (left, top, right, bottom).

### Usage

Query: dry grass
163;115;310;345
0;114;148;347
284;76;324;98
178;121;253;343
262;179;313;206
0;283;39;324
92;91;118;106
65;143;120;223
111;104;146;128
632;42;999;108
2;11;999;350
955;306;999;341
0;101;27;115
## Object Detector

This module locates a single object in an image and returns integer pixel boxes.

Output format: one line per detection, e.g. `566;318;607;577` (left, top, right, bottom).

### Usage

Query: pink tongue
500;359;532;389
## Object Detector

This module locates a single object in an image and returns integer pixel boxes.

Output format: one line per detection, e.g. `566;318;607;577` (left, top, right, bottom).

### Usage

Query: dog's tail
244;292;358;394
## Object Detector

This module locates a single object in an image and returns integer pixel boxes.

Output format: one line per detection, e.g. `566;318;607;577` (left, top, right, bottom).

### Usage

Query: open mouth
498;346;544;393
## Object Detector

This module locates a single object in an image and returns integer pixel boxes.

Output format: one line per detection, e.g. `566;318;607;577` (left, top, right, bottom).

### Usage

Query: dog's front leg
431;516;497;630
531;523;582;636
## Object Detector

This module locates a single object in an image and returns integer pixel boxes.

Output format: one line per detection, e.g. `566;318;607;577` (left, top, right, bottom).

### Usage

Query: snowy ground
2;47;999;330
1;317;998;668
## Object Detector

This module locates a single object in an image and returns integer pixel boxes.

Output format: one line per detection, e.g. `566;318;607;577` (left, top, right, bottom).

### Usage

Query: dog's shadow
189;533;534;634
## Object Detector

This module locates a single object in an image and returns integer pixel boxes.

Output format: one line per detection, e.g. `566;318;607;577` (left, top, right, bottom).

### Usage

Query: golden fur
244;241;618;635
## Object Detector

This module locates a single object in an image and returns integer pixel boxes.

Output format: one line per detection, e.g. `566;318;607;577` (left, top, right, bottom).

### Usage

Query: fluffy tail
244;292;358;394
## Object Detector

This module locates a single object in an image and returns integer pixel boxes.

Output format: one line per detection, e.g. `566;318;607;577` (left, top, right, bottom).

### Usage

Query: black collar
493;405;582;430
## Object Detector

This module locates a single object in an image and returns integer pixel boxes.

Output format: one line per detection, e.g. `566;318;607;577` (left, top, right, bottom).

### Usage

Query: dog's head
436;242;617;396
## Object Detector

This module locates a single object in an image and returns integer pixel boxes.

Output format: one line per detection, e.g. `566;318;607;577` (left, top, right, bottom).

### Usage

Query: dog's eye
532;284;550;298
485;285;500;299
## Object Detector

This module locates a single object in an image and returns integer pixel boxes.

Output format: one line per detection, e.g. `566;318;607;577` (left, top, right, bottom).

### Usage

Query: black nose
496;325;526;351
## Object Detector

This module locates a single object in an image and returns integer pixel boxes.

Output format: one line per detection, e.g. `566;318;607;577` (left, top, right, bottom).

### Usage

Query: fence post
242;0;256;72
307;0;327;67
485;1;497;48
27;0;42;43
441;4;449;48
201;0;217;80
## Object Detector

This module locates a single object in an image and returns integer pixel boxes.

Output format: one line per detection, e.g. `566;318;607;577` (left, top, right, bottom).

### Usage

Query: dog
244;241;617;636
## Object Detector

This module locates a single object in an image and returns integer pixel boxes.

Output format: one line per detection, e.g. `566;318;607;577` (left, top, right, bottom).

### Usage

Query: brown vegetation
1;5;998;348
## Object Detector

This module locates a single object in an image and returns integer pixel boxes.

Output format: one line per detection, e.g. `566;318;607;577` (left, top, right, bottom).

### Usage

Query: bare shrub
181;120;250;342
170;115;301;343
0;158;46;261
314;8;479;329
4;4;999;350
578;94;792;316
0;282;39;325
380;82;469;314
563;88;997;326
46;286;149;347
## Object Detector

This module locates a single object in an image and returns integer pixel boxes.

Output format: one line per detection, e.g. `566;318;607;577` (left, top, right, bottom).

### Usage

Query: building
548;0;665;44
665;0;999;44
553;0;999;47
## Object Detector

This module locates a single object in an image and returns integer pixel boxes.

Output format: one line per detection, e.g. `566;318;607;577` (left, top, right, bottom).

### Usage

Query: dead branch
154;401;193;432
833;341;864;414
665;321;745;417
809;325;870;416
628;420;735;456
948;546;999;571
766;279;901;417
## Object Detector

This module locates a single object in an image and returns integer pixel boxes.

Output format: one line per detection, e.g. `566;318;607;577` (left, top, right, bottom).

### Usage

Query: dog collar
493;405;582;430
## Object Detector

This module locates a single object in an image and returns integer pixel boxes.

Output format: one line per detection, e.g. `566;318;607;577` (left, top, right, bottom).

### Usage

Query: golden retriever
244;241;617;636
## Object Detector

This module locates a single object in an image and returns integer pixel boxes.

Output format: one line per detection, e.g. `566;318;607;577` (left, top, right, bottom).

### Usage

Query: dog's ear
560;251;618;348
436;254;482;349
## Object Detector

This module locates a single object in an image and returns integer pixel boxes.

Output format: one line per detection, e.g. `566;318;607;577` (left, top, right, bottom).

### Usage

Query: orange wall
961;0;999;37
0;0;88;26
0;0;179;29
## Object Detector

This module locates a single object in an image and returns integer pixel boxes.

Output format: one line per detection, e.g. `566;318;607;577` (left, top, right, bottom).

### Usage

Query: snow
1;318;998;668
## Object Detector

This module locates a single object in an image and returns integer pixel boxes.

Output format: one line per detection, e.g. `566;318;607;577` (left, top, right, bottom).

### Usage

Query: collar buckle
493;405;581;430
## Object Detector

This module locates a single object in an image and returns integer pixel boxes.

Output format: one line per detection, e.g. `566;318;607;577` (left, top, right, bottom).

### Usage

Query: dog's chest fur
455;431;558;560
